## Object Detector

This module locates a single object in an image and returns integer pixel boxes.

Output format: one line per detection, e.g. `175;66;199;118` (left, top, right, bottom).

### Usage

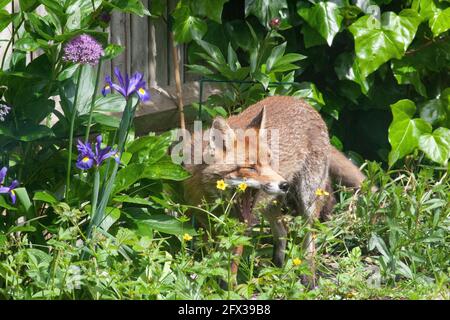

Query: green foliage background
164;0;450;167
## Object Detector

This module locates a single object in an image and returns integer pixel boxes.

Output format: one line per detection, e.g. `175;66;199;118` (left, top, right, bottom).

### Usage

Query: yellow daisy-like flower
293;258;302;266
182;233;193;241
315;188;330;196
272;200;278;205
216;179;228;190
238;182;248;192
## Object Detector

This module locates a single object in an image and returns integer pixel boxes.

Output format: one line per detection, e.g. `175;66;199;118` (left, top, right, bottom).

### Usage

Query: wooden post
169;32;185;130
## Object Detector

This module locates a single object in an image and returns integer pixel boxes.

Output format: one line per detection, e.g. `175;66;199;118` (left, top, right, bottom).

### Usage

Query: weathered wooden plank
130;0;149;83
110;11;129;75
152;6;169;86
168;0;184;86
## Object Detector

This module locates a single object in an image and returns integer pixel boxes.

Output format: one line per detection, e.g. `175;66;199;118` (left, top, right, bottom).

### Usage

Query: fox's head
203;107;288;196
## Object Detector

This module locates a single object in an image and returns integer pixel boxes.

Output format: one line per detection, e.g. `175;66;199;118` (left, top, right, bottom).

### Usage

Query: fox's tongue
238;189;258;226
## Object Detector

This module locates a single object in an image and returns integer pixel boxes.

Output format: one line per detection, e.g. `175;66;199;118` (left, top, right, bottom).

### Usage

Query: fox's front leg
263;203;288;267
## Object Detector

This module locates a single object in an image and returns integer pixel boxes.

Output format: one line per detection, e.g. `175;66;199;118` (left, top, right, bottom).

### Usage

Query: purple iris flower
101;67;150;102
0;167;19;204
76;135;120;170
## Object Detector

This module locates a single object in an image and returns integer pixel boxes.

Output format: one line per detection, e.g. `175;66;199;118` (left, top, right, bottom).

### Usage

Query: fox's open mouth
237;188;259;226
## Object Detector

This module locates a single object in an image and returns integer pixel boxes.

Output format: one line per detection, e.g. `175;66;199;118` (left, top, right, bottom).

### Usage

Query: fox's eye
242;167;257;173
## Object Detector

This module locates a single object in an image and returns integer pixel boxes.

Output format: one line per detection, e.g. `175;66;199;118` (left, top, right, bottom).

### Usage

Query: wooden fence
0;1;220;133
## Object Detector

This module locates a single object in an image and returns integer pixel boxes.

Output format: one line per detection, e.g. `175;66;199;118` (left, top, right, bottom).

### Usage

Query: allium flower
76;135;120;170
269;17;281;29
63;34;104;65
0;103;11;122
102;67;150;102
0;167;19;204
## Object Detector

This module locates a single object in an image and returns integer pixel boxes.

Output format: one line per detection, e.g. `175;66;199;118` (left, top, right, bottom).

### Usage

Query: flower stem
65;64;84;201
84;60;103;142
86;167;100;238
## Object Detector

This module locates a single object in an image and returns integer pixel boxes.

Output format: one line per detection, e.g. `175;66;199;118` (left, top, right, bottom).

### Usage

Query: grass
0;162;448;299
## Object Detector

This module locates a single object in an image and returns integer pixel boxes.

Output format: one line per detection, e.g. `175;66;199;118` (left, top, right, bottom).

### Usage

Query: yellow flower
182;233;193;241
293;258;302;266
272;200;278;205
315;188;330;196
238;182;248;192
216;179;228;190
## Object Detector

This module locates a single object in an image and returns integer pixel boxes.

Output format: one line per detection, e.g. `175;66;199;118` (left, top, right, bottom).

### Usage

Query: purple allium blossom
0;103;10;122
63;34;104;65
0;167;19;204
76;135;120;170
102;67;150;102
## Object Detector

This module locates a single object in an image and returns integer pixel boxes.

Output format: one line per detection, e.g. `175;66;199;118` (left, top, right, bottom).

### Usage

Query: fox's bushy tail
329;146;366;189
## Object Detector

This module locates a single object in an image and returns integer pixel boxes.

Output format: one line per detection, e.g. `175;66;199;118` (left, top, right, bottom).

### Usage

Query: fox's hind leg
263;201;288;267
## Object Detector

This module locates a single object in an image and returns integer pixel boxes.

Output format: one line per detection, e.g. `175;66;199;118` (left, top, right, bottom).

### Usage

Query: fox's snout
226;178;289;195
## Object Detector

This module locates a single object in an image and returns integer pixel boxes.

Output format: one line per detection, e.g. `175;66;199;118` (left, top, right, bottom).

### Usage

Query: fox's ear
247;106;267;130
209;117;235;151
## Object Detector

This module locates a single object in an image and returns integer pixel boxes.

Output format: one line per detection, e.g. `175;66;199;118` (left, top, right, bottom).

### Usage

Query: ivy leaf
172;4;207;43
298;1;343;46
388;99;432;166
391;59;427;97
190;0;229;23
245;0;288;27
349;9;421;77
335;52;370;94
301;24;327;48
429;7;450;37
419;128;450;165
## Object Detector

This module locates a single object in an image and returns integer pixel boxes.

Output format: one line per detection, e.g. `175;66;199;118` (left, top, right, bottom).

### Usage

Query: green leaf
15;124;54;141
266;42;286;72
93;93;126;113
102;44;125;61
349;9;421;77
391;59;427;97
172;4;207;43
114;163;146;194
335;52;370;94
113;195;154;207
292;82;325;108
227;43;240;72
130;214;197;236
429;7;450;36
301;23;327;48
100;207;121;232
245;0;288;27
109;0;150;17
190;0;229;23
298;1;343;46
419;128;450;165
388;99;432;165
33;191;58;204
195;39;226;65
419;99;447;126
0;10;15;33
14;36;40;52
142;158;190;181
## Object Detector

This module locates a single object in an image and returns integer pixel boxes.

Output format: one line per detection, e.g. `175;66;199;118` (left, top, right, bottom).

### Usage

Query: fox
182;95;367;286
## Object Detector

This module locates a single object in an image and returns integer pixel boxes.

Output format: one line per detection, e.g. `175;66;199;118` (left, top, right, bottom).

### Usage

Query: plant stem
0;17;24;70
86;168;100;238
65;65;84;201
84;60;103;142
